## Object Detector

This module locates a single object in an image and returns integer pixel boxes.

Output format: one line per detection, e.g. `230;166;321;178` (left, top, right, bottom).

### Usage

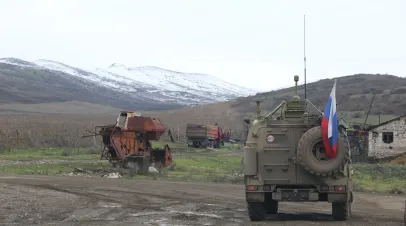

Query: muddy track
0;174;404;225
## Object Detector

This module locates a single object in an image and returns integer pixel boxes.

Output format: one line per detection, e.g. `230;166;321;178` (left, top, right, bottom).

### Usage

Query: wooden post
16;130;20;147
76;128;80;154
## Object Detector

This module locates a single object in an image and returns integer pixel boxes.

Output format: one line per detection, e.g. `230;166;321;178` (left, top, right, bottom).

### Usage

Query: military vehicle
243;75;353;221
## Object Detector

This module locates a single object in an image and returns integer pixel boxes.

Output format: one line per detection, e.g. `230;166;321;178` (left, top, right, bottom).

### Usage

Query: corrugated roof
367;115;406;130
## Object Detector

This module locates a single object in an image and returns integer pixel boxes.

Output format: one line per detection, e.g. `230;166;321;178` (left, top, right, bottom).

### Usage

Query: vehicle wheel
404;200;406;224
193;141;201;148
247;202;266;221
332;202;350;221
297;126;349;176
264;200;278;214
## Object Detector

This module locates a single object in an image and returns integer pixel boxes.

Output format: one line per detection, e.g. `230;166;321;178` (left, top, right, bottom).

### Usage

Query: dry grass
0;103;247;150
142;102;248;142
0;113;115;150
0;101;122;114
0;98;395;150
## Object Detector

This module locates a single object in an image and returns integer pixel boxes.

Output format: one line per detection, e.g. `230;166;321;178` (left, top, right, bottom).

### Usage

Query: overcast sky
0;0;405;92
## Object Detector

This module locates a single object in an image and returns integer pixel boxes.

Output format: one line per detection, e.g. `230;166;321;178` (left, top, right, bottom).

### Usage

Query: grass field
0;147;100;161
352;163;406;193
1;144;405;194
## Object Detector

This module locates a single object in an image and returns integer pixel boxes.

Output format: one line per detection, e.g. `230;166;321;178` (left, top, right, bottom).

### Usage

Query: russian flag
321;80;339;158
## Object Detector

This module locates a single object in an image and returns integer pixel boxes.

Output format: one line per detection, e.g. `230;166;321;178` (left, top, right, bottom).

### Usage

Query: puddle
98;201;122;208
129;211;162;217
65;208;111;221
168;210;223;219
155;218;169;226
205;203;226;208
143;217;184;226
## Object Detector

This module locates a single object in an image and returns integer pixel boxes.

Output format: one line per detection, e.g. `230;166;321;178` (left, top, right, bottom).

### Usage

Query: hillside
0;101;122;115
230;74;406;118
0;57;257;110
142;74;406;139
1;73;405;148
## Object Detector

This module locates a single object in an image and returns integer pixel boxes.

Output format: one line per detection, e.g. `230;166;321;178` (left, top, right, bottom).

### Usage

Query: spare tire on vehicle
297;126;349;176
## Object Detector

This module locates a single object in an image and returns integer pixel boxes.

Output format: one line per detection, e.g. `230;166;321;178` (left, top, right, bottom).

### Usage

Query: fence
348;133;369;163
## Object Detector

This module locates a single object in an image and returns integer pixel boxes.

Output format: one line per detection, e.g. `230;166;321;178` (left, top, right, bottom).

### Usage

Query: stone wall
368;116;406;159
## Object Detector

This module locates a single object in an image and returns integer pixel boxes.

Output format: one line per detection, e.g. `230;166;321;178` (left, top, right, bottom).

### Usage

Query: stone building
367;115;406;159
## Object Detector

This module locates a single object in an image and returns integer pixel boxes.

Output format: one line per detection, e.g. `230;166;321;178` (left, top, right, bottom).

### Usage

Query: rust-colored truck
186;123;224;148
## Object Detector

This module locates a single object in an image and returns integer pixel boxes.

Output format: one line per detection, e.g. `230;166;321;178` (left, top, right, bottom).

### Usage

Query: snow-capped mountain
0;57;257;106
0;57;258;110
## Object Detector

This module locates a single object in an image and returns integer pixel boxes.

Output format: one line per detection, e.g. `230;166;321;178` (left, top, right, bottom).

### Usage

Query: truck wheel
404;200;406;224
247;202;266;221
264;200;278;214
193;141;201;148
297;126;349;176
332;202;350;221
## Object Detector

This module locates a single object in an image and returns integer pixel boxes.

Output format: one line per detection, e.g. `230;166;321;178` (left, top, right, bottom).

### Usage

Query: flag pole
304;14;307;99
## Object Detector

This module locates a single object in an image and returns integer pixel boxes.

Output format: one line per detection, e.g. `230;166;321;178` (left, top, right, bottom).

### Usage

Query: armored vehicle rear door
257;121;303;185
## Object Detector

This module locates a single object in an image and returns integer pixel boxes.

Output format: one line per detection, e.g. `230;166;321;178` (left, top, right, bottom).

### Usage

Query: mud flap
349;191;353;216
328;193;347;203
404;200;406;224
246;192;265;202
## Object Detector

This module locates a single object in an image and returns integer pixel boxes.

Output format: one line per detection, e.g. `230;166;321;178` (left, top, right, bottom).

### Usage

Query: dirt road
0;174;404;226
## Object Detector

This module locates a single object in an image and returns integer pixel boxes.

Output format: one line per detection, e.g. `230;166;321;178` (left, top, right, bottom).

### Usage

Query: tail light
334;186;346;192
246;185;258;191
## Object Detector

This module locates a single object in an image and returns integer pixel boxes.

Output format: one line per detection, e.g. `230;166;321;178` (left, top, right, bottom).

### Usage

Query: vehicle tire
404;200;406;224
193;141;201;148
247;202;266;221
297;126;349;176
332;202;350;221
264;200;278;214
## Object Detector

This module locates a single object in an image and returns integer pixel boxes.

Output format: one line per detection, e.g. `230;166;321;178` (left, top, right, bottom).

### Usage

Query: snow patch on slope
0;57;36;67
0;57;258;105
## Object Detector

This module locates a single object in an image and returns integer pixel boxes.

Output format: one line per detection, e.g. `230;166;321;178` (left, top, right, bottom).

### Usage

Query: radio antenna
304;14;307;99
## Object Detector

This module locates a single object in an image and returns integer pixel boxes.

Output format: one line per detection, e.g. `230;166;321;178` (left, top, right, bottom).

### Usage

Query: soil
0;174;404;225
